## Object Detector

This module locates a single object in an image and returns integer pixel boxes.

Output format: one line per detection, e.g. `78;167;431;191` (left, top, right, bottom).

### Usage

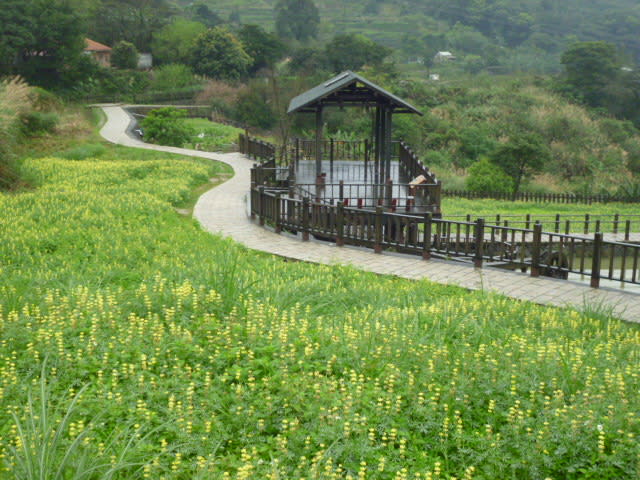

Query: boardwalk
99;105;640;323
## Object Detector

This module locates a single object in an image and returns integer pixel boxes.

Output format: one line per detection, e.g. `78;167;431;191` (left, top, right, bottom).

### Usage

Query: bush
20;111;59;136
111;41;139;70
140;107;192;147
234;87;275;130
151;64;198;91
465;158;514;194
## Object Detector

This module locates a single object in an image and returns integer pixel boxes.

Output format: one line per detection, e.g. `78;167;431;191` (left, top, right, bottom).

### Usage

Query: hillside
185;0;640;71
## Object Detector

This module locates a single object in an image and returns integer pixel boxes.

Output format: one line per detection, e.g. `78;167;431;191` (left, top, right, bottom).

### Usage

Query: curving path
99;105;640;323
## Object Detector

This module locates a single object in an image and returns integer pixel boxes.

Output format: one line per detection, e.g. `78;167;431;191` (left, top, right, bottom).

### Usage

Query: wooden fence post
374;206;383;254
258;186;265;226
336;202;345;246
625;220;631;241
275;193;282;234
530;223;542;278
474;218;484;268
613;214;619;234
422;213;432;260
302;197;310;241
591;232;603;288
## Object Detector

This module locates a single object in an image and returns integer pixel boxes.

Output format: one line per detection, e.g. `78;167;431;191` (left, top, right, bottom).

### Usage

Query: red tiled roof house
84;38;112;67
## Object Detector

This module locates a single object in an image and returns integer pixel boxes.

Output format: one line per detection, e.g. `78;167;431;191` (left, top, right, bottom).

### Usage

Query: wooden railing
293;181;441;214
398;141;438;183
444;189;640;204
447;213;640;238
239;133;277;163
250;187;640;289
289;139;399;164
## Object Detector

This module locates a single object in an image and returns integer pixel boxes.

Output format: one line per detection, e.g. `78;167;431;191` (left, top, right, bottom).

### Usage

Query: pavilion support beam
384;108;393;180
315;106;323;178
374;105;382;184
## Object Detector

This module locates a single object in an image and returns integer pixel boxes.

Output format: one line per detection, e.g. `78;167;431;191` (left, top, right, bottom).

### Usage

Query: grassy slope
1;117;640;478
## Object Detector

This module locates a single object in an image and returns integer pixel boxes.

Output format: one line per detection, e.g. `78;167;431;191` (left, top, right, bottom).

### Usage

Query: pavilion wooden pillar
374;105;382;184
384;107;393;180
315;106;323;178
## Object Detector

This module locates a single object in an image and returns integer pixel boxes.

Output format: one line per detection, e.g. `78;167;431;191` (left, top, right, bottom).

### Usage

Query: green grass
1;141;640;479
182;118;244;153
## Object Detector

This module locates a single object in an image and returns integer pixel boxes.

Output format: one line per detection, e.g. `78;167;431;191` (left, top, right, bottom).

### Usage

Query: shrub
234;86;275;130
111;41;139;70
140;107;192;147
0;77;32;189
465;158;514;194
151;64;198;92
20;111;59;135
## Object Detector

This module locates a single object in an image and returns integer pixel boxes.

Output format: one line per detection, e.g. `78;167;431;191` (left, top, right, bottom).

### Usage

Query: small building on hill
434;51;456;62
84;38;112;68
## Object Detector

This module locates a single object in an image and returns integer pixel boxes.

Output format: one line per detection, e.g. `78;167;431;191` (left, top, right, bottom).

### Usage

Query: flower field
1;152;640;479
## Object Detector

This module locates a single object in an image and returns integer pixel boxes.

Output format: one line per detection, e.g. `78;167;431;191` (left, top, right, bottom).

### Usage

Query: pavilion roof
287;71;422;115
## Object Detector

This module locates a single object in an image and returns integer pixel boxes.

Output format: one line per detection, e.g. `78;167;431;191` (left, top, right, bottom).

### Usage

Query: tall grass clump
7;363;148;480
0;77;32;189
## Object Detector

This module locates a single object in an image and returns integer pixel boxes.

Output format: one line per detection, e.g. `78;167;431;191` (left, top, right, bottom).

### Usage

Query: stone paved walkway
99;105;640;323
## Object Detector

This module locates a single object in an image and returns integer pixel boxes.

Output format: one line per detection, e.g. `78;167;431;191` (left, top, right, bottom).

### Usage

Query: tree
0;1;34;74
8;0;86;91
88;0;175;52
561;41;620;108
238;25;285;75
111;41;138;69
324;34;391;73
190;27;251;80
491;133;551;198
275;0;320;42
466;158;514;195
152;18;207;65
185;3;222;28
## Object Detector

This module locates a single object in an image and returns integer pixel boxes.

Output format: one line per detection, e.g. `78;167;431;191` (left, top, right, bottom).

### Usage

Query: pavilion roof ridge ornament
287;71;423;116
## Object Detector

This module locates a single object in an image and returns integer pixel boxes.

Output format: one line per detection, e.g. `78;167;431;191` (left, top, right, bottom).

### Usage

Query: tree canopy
325;34;391;73
275;0;320;42
561;41;621;108
111;41;138;69
152;18;207;66
238;25;285;74
190;27;251;81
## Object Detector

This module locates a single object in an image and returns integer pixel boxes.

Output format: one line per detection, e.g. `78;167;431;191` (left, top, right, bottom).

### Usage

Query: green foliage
190;26;251;80
238;24;285;74
111;41;138;70
8;365;146;480
465;158;514;194
561;41;620;108
491;133;551;196
234;86;276;129
0;0;34;73
151;64;197;91
275;0;320;41
87;0;173;52
152;18;207;66
0;78;32;189
57;143;108;160
3;0;86;92
184;3;223;28
141;107;192;147
19;112;59;136
324;33;391;73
